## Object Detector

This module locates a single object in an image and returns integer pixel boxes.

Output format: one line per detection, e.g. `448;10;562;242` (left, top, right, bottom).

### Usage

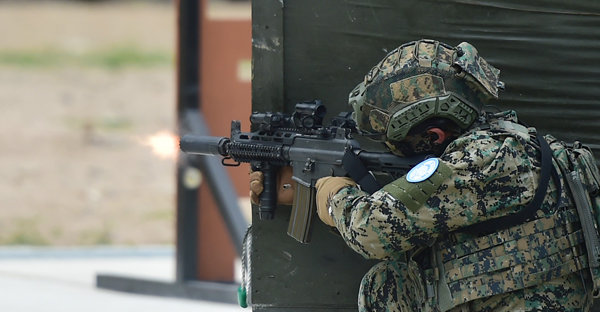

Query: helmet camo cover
349;39;502;142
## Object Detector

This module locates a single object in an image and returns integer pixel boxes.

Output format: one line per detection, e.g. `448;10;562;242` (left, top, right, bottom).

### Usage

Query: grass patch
143;208;174;221
0;45;173;69
84;46;173;69
3;218;49;246
0;50;64;67
81;226;113;245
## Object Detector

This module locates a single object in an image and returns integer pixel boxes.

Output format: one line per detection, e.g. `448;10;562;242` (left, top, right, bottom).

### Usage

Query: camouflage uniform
319;39;599;311
327;110;594;311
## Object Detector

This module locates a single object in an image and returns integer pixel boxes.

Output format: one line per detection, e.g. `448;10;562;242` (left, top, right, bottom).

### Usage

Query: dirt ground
0;1;178;245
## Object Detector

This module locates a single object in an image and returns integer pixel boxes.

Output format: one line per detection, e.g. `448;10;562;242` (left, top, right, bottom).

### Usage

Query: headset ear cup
427;128;446;144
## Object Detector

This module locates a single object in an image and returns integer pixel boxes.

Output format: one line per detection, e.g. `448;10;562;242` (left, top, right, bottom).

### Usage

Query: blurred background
0;0;249;310
3;0;600;311
0;0;176;247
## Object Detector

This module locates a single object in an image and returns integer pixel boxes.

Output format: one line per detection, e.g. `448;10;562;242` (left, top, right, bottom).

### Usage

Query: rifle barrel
179;135;229;156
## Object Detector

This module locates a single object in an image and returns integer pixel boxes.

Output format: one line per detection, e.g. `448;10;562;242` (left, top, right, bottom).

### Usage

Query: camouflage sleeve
328;129;540;260
328;186;418;259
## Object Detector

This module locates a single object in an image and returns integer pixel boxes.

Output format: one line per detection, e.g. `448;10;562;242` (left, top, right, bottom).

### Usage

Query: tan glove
249;166;295;206
249;170;264;205
315;177;357;226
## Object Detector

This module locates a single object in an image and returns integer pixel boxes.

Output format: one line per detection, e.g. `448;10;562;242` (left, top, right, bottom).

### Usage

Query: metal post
175;0;200;283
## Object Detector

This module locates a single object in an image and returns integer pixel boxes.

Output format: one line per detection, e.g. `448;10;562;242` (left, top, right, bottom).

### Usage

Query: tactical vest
411;114;600;311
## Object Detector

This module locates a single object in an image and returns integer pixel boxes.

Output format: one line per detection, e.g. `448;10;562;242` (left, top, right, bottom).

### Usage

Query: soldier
251;39;600;311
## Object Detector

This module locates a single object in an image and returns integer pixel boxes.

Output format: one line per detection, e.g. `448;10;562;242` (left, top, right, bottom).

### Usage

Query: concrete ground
0;246;244;312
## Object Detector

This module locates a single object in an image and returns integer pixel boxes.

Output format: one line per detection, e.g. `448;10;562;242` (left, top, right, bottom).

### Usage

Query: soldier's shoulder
449;109;528;147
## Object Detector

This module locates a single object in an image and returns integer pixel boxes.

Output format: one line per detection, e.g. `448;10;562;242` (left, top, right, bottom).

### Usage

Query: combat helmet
349;39;504;154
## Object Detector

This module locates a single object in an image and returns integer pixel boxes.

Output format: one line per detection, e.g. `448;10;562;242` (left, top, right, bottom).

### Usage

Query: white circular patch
406;158;439;183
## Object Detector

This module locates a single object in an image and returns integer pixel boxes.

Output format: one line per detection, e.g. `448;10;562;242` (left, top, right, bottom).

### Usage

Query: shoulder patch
383;158;452;212
407;158;440;183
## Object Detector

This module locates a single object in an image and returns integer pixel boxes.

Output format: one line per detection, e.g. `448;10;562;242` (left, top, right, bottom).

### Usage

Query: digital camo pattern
389;74;446;104
454;42;501;98
548;135;600;294
365;40;455;87
368;107;389;133
329;111;545;258
350;40;461;136
359;260;591;312
438;207;589;307
358;260;430;312
362;40;461;118
328;111;592;311
349;39;502;147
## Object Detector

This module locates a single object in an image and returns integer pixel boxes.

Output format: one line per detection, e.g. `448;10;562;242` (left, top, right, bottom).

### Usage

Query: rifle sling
459;133;560;235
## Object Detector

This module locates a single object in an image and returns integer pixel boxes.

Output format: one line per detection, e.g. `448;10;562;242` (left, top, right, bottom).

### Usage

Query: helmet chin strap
427;127;447;144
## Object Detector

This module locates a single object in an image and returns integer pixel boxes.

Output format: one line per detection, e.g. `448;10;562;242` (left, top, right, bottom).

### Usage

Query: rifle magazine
287;183;317;243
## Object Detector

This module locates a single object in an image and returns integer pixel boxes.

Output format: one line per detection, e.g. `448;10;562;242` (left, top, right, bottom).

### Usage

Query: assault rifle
180;101;421;243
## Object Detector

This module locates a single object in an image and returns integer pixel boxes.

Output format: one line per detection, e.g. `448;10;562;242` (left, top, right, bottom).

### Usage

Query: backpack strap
459;133;560;235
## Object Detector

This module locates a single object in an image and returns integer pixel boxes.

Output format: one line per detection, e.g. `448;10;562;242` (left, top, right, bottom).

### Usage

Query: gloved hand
249;170;264;204
315;177;357;226
249;166;295;206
